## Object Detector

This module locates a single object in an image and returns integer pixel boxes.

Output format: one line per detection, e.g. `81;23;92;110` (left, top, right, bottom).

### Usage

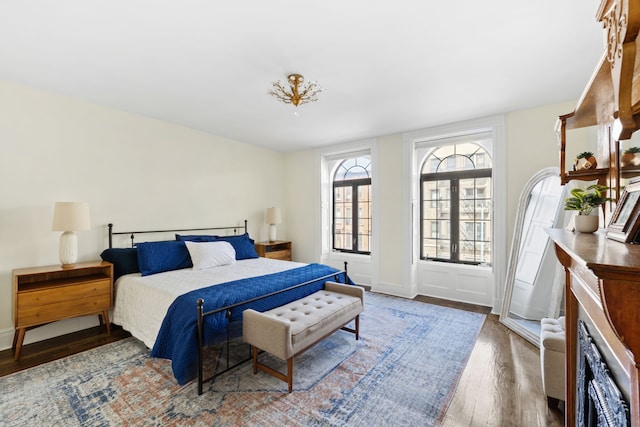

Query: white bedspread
112;257;306;349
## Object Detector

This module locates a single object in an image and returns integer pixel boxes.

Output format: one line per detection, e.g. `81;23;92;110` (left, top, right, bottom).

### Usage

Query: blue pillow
100;248;140;281
215;233;259;260
175;234;217;242
136;241;193;276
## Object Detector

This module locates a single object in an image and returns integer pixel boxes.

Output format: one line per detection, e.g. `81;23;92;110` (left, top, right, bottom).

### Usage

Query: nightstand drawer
255;241;292;261
17;293;112;327
267;249;292;260
17;278;111;308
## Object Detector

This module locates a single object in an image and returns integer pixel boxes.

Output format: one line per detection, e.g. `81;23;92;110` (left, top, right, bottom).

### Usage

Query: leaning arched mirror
499;167;568;347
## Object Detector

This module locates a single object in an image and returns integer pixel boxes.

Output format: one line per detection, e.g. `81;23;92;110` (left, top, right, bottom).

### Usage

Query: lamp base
59;231;78;267
269;224;277;242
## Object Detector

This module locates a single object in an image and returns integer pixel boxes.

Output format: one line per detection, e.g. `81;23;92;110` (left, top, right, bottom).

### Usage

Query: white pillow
185;241;236;270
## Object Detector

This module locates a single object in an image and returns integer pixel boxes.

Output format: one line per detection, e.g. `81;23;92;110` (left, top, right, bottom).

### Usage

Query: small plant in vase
621;146;640;167
564;184;610;233
574;151;597;171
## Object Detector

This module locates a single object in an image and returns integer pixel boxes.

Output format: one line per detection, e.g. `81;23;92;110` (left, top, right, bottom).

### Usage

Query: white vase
574;215;599;233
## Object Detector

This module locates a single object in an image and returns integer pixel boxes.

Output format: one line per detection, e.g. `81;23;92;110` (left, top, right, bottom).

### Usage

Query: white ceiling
0;1;604;152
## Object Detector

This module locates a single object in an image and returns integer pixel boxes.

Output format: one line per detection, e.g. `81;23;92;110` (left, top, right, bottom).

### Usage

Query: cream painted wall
505;100;591;247
0;80;286;348
375;135;403;287
283;149;317;263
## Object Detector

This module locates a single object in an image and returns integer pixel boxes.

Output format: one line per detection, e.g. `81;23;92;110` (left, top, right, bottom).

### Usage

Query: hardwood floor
415;296;563;426
0;297;563;426
0;325;130;377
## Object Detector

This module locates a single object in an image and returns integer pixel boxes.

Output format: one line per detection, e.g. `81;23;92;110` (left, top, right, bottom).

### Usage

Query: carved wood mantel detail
555;0;640;195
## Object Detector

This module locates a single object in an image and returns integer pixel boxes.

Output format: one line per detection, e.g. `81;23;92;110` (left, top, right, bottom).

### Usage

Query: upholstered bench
243;281;364;392
540;316;566;408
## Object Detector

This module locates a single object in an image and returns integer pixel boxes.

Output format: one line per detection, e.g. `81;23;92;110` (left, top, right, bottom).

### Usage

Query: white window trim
315;139;378;286
402;115;506;307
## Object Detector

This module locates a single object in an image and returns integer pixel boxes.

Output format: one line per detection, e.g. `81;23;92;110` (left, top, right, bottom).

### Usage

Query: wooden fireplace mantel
551;0;640;424
548;228;640;426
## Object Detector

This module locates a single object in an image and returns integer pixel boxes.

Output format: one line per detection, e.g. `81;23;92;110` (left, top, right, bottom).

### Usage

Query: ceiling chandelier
268;74;323;107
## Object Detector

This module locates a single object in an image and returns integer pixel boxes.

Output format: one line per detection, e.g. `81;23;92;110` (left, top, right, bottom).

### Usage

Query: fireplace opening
578;320;629;426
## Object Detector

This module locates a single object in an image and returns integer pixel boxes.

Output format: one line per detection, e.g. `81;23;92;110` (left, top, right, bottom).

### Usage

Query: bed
102;221;351;393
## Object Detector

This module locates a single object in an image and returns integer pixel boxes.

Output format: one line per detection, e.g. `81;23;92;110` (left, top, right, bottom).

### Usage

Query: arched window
333;156;372;254
420;142;492;265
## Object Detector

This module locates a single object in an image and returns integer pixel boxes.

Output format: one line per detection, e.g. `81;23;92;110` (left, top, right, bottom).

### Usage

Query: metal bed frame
106;221;348;395
108;220;248;248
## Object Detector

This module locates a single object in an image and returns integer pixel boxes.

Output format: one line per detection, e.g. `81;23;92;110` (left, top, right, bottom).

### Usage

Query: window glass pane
422;237;451;259
423;181;437;213
457;177;492;265
422;237;437;258
436;180;450;220
357;184;372;252
475;241;491;264
459;241;476;263
337;233;352;250
436;237;450;259
419;140;492;265
345;186;352;202
333;156;371;181
334;186;348;251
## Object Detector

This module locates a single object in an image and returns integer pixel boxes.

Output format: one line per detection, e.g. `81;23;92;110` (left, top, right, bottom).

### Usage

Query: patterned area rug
0;292;485;427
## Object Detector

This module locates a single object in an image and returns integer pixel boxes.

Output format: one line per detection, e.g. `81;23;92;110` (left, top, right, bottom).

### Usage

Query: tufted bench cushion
243;281;364;392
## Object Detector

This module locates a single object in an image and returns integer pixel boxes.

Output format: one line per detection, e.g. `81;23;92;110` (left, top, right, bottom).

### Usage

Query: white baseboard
0;316;100;351
371;281;416;299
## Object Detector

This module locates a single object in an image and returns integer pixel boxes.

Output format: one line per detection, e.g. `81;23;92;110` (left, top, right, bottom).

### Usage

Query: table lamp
52;202;91;268
265;207;282;242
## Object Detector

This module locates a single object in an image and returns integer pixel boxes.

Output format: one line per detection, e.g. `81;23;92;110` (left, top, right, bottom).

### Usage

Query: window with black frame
333;156;371;254
420;143;492;265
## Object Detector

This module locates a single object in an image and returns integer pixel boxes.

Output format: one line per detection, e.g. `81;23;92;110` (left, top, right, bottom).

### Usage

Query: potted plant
564;184;610;232
574;151;597;171
621;146;640;167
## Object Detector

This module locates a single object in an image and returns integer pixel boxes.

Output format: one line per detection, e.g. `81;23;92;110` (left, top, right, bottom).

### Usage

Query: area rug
0;292;485;427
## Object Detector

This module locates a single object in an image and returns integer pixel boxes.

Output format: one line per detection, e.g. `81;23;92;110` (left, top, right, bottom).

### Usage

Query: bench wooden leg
253;351;296;392
287;357;293;393
252;345;258;374
355;315;360;340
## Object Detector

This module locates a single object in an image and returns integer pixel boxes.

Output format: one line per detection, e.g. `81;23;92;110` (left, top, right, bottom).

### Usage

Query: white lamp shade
52;202;91;231
265;207;282;225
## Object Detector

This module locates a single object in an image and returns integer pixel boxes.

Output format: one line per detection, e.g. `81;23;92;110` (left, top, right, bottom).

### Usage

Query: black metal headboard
108;220;248;248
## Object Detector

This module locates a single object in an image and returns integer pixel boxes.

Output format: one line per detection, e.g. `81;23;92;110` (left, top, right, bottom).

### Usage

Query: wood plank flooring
0;325;131;377
414;295;563;426
0;296;563;426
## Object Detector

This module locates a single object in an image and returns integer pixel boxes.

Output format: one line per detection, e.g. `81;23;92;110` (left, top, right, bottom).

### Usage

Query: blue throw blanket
151;263;350;385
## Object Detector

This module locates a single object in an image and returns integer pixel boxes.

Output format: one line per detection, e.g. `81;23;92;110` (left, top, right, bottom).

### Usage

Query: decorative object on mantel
606;178;640;242
563;184;609;233
51;201;91;267
621;146;640;167
573;151;598;171
268;74;323;107
265;206;282;242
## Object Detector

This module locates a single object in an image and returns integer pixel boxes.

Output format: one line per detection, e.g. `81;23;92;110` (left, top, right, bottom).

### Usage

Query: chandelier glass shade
269;74;322;106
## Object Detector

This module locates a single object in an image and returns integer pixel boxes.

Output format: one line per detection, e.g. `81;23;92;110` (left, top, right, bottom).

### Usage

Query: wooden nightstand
255;241;292;261
12;260;113;360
